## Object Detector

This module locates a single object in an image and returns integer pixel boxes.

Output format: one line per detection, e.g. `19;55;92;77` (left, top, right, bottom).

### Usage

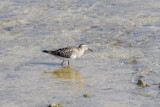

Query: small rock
48;103;62;107
83;93;91;98
137;79;147;87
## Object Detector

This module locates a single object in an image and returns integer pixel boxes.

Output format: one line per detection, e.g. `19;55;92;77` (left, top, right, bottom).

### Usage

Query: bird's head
79;43;93;52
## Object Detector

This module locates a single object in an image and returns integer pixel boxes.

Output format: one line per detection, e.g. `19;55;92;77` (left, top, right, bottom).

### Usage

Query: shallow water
0;0;160;107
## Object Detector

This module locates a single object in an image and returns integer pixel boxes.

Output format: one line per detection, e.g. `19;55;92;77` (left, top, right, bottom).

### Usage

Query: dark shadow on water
30;62;60;66
14;62;59;71
44;65;83;80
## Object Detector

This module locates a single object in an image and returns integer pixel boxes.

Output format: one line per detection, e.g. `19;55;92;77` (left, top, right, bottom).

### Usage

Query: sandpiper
42;43;93;66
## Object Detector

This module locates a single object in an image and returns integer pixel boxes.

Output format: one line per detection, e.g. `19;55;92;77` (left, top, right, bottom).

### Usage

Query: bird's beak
88;48;93;52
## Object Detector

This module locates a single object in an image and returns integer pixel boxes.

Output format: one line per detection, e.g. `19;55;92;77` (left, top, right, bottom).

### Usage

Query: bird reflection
49;66;83;80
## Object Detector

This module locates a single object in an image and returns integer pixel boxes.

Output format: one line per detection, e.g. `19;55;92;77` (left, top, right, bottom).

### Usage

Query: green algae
134;91;152;97
50;66;83;80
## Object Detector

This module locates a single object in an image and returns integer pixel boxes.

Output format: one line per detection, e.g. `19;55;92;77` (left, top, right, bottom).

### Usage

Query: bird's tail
42;50;53;54
42;50;49;53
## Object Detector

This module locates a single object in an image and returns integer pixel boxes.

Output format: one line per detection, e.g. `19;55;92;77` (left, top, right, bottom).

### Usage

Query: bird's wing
51;47;75;58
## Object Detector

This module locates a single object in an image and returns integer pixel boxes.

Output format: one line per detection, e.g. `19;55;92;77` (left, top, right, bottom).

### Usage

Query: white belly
55;56;71;61
70;54;77;59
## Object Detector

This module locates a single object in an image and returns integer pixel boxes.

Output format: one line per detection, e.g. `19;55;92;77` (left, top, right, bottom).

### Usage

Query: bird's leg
68;61;70;66
61;60;64;66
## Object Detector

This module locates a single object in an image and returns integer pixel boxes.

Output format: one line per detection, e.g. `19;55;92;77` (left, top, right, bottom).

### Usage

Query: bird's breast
70;54;77;59
77;50;84;58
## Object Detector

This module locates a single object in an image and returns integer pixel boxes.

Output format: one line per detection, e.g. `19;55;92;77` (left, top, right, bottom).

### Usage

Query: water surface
0;0;160;107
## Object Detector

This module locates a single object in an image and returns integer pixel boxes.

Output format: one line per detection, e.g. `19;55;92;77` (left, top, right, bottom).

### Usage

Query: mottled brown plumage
42;43;93;66
52;47;76;58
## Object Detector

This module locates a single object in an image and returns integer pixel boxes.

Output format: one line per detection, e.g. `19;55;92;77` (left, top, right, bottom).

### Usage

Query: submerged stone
83;93;91;98
48;103;62;107
137;79;147;87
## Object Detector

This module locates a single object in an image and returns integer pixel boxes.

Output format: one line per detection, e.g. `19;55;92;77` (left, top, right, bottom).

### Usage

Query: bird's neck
77;48;85;57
